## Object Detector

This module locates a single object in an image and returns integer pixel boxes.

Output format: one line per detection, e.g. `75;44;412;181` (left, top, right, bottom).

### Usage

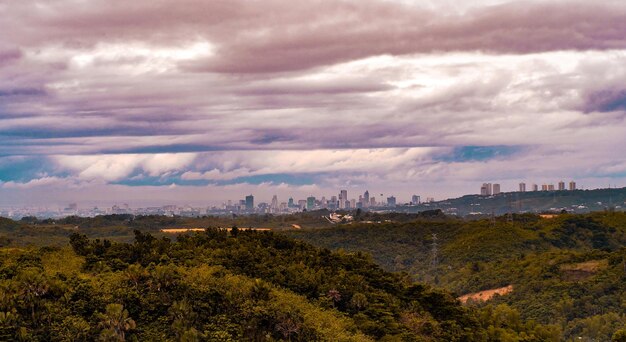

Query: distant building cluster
481;180;577;196
218;189;431;215
480;183;501;196
519;181;576;192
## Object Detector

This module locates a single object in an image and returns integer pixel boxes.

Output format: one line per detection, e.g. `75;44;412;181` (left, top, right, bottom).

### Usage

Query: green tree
97;304;136;341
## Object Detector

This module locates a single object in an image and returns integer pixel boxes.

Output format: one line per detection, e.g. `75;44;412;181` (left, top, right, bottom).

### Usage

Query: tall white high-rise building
492;184;501;195
271;195;278;210
339;190;347;209
411;195;421;204
481;183;493;196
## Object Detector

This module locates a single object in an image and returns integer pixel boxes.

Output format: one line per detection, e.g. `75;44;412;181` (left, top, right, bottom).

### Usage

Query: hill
402;187;626;216
286;212;626;341
0;229;562;341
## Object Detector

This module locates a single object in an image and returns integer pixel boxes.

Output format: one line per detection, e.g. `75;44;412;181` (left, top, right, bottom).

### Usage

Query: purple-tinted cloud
584;89;626;113
2;1;626;205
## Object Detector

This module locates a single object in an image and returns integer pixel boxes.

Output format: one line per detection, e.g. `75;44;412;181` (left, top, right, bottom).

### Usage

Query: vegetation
0;226;562;341
3;211;626;340
287;212;626;341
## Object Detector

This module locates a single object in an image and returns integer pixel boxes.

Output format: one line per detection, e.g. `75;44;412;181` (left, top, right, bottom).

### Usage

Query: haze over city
2;0;626;207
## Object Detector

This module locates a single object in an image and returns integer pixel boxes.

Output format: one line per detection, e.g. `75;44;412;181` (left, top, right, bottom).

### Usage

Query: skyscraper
387;196;396;207
558;181;565;191
481;183;492;196
569;181;576;190
532;184;539;191
339;190;347;209
492;184;501;195
245;195;254;210
288;197;294;208
519;183;526;192
307;196;315;211
271;195;278;210
411;195;420;205
364;190;370;207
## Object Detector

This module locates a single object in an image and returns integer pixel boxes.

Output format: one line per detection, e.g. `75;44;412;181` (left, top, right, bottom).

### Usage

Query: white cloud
53;153;197;181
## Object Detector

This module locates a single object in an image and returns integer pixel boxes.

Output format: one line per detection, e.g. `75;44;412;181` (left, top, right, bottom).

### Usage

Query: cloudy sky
1;0;626;207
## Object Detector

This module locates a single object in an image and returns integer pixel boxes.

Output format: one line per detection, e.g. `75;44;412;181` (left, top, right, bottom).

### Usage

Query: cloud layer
1;0;626;206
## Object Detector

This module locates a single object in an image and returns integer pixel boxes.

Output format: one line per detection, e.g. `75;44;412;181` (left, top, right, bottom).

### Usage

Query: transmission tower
431;233;439;268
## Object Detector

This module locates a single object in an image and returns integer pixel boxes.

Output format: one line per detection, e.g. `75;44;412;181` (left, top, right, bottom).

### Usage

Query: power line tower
431;233;439;268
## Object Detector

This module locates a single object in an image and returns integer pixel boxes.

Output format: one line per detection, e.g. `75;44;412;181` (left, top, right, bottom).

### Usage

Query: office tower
245;195;254;210
541;184;548;191
306;196;315;211
370;197;376;207
411;195;421;205
288;197;294;208
364;190;370;207
493;184;501;195
519;183;526;192
532;184;539;191
548;184;555;191
387;196;396;207
339;190;348;209
569;181;576;190
271;195;278;210
320;196;327;208
350;199;356;209
558;181;565;191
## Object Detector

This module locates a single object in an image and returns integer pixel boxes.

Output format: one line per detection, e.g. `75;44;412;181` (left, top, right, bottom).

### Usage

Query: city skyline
2;0;626;206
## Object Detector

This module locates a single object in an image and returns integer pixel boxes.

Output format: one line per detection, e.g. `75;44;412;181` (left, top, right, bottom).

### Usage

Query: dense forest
0;228;562;341
2;212;626;340
287;212;626;341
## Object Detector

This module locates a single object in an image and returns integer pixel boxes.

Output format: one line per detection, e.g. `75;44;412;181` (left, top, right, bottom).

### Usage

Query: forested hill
407;187;626;215
286;212;626;341
0;229;560;341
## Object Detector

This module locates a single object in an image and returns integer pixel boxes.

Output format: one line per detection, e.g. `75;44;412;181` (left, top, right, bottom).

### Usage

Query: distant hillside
406;187;626;216
286;212;626;341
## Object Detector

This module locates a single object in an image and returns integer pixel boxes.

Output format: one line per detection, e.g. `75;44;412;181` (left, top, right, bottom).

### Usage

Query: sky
1;0;626;207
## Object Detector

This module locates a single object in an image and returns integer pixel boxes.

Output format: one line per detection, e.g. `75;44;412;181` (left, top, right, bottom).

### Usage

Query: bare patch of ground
161;227;272;234
458;285;513;304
